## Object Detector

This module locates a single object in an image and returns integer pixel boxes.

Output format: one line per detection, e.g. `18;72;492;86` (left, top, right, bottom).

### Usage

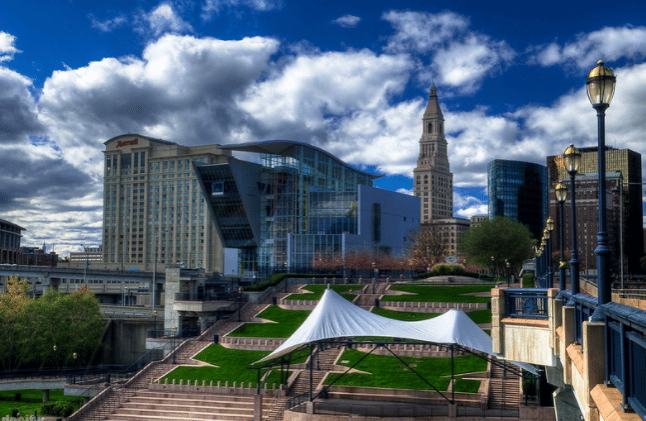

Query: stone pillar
448;403;457;417
583;321;605;420
254;393;263;421
306;401;314;414
548;288;561;351
491;287;505;354
164;268;181;331
561;305;575;385
42;389;49;403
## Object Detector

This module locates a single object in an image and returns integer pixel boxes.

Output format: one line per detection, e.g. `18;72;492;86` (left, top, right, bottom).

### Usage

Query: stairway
103;390;270;421
488;360;522;409
287;345;343;397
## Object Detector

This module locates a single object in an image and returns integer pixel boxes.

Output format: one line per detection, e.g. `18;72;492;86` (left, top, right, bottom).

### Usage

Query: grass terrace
286;284;364;301
228;305;310;338
382;285;493;303
160;344;309;387
372;307;491;325
325;349;487;392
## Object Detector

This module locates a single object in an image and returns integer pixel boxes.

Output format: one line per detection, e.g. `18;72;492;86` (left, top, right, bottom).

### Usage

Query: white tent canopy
256;288;496;365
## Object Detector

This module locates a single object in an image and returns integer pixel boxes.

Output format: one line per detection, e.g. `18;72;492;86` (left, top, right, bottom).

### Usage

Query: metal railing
603;301;646;419
505;289;548;319
571;294;597;344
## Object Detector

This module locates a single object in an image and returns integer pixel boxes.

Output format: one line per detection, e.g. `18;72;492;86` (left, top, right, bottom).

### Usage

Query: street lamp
586;60;616;318
545;224;553;288
555;183;568;292
564;143;581;305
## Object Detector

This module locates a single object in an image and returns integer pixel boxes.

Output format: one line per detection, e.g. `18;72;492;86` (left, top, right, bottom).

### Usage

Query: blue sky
2;0;646;256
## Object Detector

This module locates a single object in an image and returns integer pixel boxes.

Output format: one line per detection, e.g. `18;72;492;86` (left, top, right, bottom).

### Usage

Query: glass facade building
195;140;420;277
488;159;548;239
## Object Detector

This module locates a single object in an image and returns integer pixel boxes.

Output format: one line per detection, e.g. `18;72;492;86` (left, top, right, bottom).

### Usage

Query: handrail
505;288;548;319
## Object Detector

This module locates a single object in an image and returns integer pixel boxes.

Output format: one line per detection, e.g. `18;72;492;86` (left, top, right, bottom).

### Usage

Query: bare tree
406;226;448;271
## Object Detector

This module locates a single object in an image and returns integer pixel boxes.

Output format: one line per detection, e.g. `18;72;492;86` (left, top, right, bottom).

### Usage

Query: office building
19;246;58;267
70;246;103;264
550;172;623;276
488;160;548;240
0;218;24;264
413;85;453;223
194;140;420;277
547;146;643;273
102;134;231;274
426;217;471;256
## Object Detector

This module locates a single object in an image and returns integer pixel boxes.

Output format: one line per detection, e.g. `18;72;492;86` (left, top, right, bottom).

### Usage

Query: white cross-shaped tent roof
255;288;535;374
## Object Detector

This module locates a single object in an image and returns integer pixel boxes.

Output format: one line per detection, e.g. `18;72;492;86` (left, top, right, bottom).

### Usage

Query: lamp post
586;60;616;318
564;143;581;305
505;259;510;287
555;183;568;292
541;237;548;288
81;244;88;286
546;220;554;288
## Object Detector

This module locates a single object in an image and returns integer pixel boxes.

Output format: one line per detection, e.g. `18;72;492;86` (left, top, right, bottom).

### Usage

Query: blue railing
572;294;597;344
603;302;646;419
505;289;549;319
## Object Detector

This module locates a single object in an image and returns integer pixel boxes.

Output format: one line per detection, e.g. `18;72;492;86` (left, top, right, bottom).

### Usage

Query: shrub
41;401;76;417
245;273;334;292
522;273;535;288
430;264;466;277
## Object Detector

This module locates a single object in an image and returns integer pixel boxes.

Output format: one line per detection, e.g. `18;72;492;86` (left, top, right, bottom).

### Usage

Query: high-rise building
413;85;453;223
102;134;231;273
547;146;643;273
549;172;623;276
487;159;548;240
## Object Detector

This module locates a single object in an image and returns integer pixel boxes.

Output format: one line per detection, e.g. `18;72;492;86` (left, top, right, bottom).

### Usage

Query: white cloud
533;25;646;69
201;0;282;20
433;36;515;92
332;14;361;28
382;10;468;53
0;31;20;62
89;14;128;32
396;188;413;196
238;49;414;145
383;11;515;93
139;3;193;37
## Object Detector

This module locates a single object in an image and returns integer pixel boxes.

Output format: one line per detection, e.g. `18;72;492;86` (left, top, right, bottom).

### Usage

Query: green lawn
286;284;364;301
382;285;493;303
160;345;273;387
228;305;311;338
372;307;491;325
160;344;311;388
0;389;82;419
325;349;487;391
453;378;481;393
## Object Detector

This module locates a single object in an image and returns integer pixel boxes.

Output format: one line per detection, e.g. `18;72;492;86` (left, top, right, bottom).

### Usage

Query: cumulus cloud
0;31;20;62
138;3;193;37
201;0;282;20
383;11;515;93
238;49;414;147
38;34;279;176
332;14;361;28
532;25;646;70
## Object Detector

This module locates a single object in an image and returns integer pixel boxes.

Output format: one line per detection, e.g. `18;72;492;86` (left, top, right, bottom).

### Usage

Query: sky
2;0;646;257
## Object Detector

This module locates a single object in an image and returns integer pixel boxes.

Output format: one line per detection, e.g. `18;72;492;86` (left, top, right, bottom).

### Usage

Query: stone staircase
287;345;343;398
488;360;522;409
103;391;269;421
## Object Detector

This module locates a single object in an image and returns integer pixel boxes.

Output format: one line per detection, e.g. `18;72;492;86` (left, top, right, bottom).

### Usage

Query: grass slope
228;306;311;338
382;285;492;303
326;349;486;392
286;284;364;301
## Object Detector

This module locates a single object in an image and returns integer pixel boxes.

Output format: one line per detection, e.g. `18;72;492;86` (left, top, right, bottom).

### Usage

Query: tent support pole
312;342;381;401
257;368;261;394
309;345;314;402
382;345;452;404
451;344;455;403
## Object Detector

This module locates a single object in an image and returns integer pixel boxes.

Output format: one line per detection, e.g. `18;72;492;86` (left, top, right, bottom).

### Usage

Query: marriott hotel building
102;134;231;273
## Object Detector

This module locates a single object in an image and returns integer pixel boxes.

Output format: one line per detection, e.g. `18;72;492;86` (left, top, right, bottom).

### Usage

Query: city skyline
2;0;646;256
